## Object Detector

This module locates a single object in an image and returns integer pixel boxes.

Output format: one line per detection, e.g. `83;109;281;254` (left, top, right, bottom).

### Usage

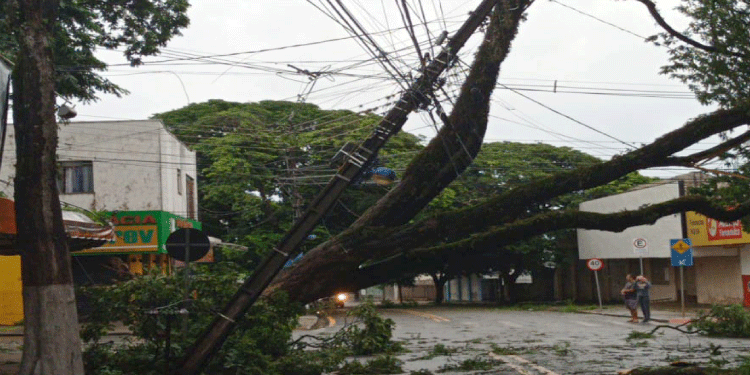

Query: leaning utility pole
175;1;499;373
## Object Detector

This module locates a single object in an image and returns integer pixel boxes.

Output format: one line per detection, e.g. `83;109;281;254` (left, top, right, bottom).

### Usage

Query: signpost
587;258;604;311
670;238;693;317
632;238;648;275
166;228;211;337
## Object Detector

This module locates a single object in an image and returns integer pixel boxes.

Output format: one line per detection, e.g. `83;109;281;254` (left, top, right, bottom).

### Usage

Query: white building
578;182;683;302
578;177;750;306
0;119;198;218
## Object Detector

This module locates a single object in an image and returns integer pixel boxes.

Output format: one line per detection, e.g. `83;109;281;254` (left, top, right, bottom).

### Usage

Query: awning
0;198;115;254
62;210;116;251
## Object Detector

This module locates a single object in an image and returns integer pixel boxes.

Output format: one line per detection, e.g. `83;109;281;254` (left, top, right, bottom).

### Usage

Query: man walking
634;275;651;323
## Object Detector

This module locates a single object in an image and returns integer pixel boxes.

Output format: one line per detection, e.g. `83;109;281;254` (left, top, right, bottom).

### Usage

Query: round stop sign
586;258;604;271
166;228;210;262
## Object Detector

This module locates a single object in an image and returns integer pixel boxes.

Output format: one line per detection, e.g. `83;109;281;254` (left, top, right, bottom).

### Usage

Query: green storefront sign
75;210;201;255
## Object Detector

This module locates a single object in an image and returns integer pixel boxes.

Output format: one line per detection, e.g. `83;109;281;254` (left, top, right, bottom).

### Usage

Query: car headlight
336;293;348;302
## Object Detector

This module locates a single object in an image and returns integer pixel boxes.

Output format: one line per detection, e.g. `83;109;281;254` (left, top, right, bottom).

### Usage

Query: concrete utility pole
175;1;501;373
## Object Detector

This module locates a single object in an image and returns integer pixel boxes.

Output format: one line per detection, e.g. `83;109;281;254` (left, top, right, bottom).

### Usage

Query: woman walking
621;274;638;323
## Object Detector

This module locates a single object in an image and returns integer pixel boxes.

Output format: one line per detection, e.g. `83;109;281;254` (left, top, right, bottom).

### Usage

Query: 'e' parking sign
670;238;693;267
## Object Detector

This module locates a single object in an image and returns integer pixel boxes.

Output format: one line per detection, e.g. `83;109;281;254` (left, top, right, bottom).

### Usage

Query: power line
497;83;639;150
549;0;647;40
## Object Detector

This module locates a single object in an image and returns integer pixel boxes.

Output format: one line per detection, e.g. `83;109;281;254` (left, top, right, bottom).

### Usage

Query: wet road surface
296;305;750;374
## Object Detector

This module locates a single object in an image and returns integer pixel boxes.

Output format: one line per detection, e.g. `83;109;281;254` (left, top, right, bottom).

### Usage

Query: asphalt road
297;305;750;374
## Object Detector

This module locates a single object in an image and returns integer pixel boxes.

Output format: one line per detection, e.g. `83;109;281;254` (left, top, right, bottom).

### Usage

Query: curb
576;310;680;324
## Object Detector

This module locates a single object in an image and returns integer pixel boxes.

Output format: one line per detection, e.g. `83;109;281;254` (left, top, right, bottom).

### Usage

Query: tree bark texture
270;0;531;303
430;274;446;305
11;1;84;374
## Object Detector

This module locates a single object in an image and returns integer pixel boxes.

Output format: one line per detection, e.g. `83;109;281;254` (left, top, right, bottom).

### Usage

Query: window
58;161;93;194
186;175;196;219
177;169;182;195
649;258;671;285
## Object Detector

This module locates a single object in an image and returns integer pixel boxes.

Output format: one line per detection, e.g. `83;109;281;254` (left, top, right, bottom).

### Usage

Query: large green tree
1;1;188;373
155;100;422;267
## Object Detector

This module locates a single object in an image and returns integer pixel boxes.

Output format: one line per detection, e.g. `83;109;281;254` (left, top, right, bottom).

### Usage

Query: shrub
690;304;750;338
79;263;304;375
336;302;403;355
338;355;403;374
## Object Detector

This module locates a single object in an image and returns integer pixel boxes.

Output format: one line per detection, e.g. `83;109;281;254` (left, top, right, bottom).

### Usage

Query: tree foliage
648;0;750;107
3;1;189;373
80;263;304;375
0;0;189;102
155;100;423;266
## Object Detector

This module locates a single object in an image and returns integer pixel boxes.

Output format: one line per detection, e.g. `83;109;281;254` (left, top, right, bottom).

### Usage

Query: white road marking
393;309;450;322
490;352;560;375
490;353;533;375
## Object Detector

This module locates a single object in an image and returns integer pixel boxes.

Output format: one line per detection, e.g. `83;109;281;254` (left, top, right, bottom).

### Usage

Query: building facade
0;119;198;217
577;176;750;306
0;120;201;322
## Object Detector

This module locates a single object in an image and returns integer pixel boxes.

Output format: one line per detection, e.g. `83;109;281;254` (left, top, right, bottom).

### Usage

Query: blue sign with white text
670;238;693;267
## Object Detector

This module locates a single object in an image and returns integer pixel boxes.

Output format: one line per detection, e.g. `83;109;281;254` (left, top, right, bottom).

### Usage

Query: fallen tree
268;0;750;303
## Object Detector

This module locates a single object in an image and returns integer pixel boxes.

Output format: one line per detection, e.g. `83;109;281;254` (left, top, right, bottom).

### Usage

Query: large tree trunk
270;0;529;303
430;273;446;305
11;1;84;374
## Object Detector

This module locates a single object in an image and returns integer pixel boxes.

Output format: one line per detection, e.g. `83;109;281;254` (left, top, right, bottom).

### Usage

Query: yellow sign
77;225;158;254
686;212;750;247
671;240;690;254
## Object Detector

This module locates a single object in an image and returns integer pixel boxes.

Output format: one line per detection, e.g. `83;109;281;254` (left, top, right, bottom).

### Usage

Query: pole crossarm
175;1;501;373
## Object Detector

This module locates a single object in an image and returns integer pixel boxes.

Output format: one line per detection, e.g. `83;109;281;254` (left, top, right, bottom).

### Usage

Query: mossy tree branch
359;195;750;279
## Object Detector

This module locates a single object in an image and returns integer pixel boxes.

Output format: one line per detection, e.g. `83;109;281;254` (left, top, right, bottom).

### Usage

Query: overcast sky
74;0;717;177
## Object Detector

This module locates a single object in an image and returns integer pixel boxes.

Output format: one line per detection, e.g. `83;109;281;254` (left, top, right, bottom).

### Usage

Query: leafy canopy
154;100;423;266
0;0;190;102
655;0;750;107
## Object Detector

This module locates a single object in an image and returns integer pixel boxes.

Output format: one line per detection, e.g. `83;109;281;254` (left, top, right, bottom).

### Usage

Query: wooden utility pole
175;1;500;373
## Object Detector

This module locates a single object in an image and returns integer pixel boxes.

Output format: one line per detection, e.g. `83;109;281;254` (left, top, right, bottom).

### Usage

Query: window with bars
58;161;94;194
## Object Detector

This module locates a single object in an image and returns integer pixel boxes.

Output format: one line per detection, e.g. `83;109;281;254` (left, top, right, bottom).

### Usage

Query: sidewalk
578;301;709;324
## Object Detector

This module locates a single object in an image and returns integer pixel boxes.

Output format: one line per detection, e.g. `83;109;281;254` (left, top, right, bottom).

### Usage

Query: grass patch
338;355;403;375
437;356;503;372
490;343;522;355
559;301;599;313
515;302;553;312
416;344;457;360
627;331;655;341
552;341;571;356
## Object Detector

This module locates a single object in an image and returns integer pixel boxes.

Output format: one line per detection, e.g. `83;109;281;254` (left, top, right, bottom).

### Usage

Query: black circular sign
166;228;210;262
